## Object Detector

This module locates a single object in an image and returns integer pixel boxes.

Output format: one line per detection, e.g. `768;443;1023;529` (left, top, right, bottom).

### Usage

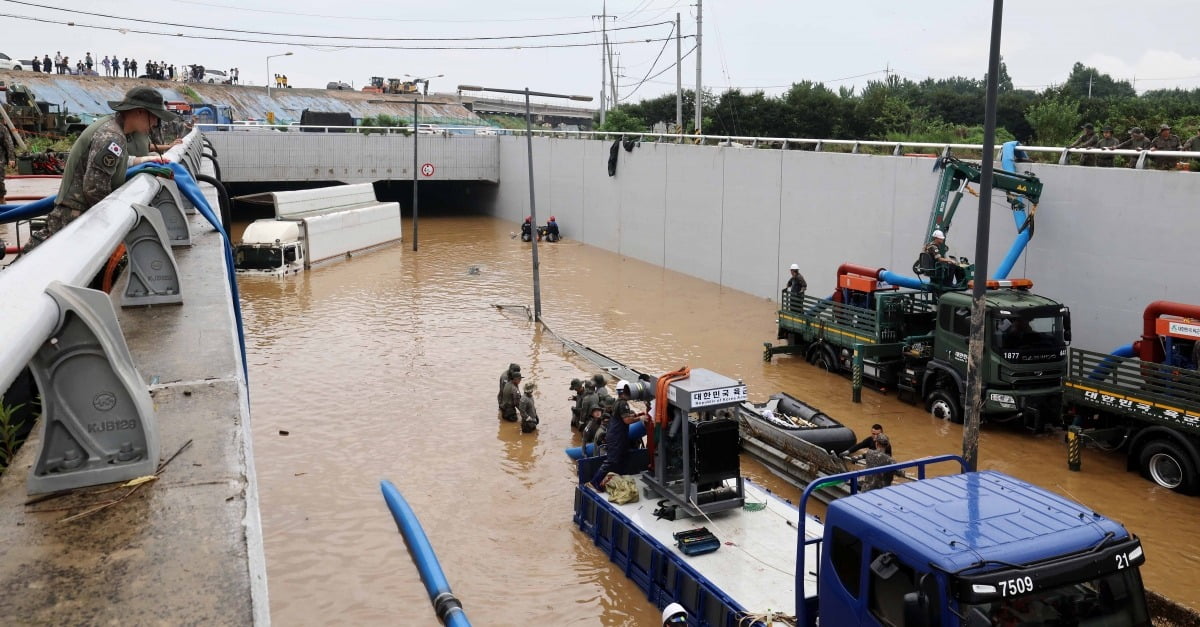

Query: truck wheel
927;389;963;424
1138;440;1199;494
815;349;836;372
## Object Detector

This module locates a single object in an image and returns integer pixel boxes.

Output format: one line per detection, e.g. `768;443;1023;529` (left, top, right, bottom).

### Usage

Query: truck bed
1065;347;1200;433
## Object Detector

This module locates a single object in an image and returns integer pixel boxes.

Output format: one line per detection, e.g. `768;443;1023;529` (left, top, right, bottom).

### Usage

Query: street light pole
457;85;592;322
266;52;293;99
413;98;419;251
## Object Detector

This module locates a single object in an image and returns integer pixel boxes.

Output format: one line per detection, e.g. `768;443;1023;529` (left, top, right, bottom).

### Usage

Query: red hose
4;246;17;255
4;195;45;202
646;366;691;471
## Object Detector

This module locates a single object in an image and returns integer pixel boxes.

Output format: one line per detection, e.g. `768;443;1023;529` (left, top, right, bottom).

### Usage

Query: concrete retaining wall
206;132;499;183
491;136;1200;353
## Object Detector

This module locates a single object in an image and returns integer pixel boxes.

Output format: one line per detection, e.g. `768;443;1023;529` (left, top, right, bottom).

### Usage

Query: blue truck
799;458;1149;626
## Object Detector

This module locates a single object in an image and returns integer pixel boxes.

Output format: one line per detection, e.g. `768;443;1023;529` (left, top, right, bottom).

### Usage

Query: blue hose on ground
380;480;471;627
565;420;646;460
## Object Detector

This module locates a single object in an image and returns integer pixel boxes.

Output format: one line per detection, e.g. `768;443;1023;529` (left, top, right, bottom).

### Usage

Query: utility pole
612;53;621;106
675;12;683;133
694;0;703;134
594;2;615;125
963;0;1005;472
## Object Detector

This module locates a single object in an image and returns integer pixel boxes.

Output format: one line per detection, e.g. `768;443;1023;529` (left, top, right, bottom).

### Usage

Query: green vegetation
609;61;1200;145
22;134;77;154
0;401;27;474
180;86;201;102
359;114;411;135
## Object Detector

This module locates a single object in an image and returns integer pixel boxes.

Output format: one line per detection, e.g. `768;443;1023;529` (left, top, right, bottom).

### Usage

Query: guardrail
0;130;207;493
195;123;1200;169
197;123;498;136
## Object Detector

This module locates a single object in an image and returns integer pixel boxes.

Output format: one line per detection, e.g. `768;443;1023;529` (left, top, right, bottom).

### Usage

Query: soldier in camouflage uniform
23;87;177;252
1094;126;1119;167
1069;123;1100;166
579;380;599;442
498;363;521;419
568;378;586;430
500;371;522;423
1182;128;1200;173
856;434;896;492
1148;123;1182;171
518;382;539;433
0;124;14;205
583;374;611;444
1113;127;1152;168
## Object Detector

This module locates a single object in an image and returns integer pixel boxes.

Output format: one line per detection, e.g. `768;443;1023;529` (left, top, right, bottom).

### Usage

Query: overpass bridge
203;127;499;184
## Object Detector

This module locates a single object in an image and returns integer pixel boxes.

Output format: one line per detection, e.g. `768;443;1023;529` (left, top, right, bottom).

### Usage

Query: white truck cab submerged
234;184;402;276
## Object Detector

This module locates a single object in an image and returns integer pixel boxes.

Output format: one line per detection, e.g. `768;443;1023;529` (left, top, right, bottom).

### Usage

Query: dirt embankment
0;70;479;124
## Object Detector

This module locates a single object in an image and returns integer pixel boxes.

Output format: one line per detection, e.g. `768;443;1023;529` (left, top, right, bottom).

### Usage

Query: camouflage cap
1160;123;1172;131
1082;122;1093;129
524;382;536;392
592;374;606;387
1102;125;1113;132
509;363;521;373
569;378;582;389
1130;127;1142;134
108;86;178;121
584;380;596;390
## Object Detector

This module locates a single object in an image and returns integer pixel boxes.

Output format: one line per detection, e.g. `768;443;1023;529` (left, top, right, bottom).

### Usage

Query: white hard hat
662;602;687;624
789;263;799;271
616;380;630;394
932;229;945;239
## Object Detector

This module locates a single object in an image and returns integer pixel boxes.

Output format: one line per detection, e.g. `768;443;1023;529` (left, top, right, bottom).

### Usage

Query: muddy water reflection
243;215;1198;625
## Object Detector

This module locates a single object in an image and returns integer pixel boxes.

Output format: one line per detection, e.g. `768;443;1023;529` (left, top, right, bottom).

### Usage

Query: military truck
1066;301;1200;494
766;268;1069;430
2;83;87;135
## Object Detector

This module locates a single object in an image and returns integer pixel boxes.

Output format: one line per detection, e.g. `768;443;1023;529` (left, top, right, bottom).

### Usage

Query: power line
159;0;594;23
619;23;675;101
1;0;672;41
0;12;690;50
619;45;696;92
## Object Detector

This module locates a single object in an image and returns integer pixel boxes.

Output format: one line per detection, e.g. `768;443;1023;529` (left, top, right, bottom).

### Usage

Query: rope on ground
686;491;795;579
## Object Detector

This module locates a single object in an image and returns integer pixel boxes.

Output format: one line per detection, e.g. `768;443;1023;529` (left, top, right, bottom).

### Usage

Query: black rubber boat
737;393;859;499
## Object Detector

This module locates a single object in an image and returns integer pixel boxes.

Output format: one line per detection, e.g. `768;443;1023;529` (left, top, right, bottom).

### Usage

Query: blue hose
380;480;471;627
1087;344;1137;380
878;270;929;291
0;195;55;222
993;227;1030;280
565;420;646;460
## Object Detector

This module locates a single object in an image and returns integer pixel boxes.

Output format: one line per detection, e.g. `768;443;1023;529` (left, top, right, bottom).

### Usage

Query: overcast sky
4;0;1200;106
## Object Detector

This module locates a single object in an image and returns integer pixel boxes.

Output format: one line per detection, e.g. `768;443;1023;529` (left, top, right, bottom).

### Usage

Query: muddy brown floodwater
238;214;1200;625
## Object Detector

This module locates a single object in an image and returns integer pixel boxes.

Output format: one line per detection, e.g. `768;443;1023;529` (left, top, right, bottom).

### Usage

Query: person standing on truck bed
785;263;807;310
23;87;178;253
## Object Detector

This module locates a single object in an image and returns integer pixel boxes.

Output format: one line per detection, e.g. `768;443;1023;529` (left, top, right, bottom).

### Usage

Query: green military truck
766;268;1070;431
1065;302;1200;494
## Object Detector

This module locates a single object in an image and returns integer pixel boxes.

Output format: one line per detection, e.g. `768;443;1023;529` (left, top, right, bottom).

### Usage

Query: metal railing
0;131;204;397
195;123;1200;169
197;123;498;136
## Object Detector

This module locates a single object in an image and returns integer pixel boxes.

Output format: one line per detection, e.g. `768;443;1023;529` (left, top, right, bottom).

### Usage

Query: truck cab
234;220;305;275
923;282;1070;429
809;466;1149;627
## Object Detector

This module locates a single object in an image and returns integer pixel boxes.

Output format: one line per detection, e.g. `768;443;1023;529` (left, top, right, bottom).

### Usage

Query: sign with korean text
689;385;748;408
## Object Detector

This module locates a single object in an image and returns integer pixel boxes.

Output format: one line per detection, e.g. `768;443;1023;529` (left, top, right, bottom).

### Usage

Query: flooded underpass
236;213;1200;624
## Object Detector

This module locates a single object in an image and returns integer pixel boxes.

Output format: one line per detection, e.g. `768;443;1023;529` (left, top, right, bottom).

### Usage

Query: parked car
326;81;352;91
204;69;229;84
0;53;24;71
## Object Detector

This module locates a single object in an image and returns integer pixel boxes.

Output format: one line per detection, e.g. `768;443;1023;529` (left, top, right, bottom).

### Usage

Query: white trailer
234;183;402;275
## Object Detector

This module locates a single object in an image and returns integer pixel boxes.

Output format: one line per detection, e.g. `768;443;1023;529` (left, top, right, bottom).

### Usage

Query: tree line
599;62;1200;147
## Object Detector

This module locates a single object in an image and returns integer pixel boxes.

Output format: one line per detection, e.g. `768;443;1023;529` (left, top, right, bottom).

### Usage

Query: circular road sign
420;163;435;177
